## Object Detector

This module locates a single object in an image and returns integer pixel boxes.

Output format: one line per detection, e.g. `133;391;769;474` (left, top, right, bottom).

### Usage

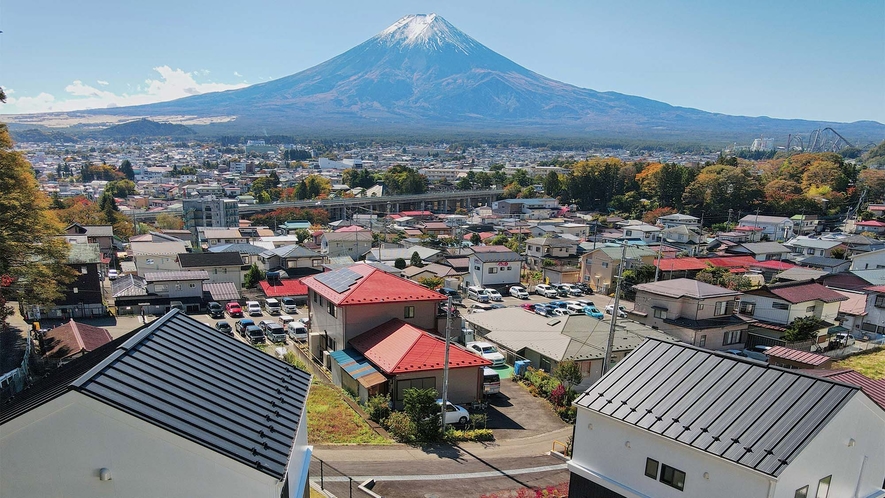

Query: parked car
438;287;463;305
534;284;559;298
258;319;276;332
467;286;490;303
236;318;255;336
560;283;582;296
286;322;308;342
244;325;265;344
832;333;856;348
281;297;299;314
520;303;536;313
264;323;286;342
469;303;493;313
107;269;119;280
548;300;568;309
436;399;470;425
465;341;506;366
482;367;501;395
605;304;628;318
583;306;604;319
552;284;571;297
245;301;262;317
207;301;224;319
724;349;748;357
565;302;585;314
552;307;577;316
534;304;553;317
575;283;594;295
226;302;243;318
439;302;461;317
279;314;295;328
509;286;529;299
484;288;503;302
214;320;234;336
264;298;281;315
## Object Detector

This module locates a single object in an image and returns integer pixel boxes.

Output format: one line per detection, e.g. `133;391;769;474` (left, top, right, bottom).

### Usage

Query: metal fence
310;456;367;498
0;327;31;402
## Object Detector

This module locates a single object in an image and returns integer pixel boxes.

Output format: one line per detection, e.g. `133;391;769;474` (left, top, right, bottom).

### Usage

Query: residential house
764;346;833;370
833;289;869;336
402;262;463;283
740;280;848;348
861;285;885;335
319;230;373;260
820;268;885;292
724;241;791;261
178;252;244;287
130;239;189;275
464;308;676;390
365;246;441;267
631;279;748;350
797;256;851;274
347;319;490;408
491;198;559;220
841;234;885;255
849;247;885;270
419;222;453;237
38;320;113;368
853;219;885;235
114;270;209;315
525;236;579;270
614;221;661;244
301;265;446;364
790;214;820;235
660;225;706;256
27;243;106;321
656;213;700;229
580;245;657;293
198;227;250;248
737;214;794;240
208;242;266;266
556;223;592;238
0;311;312;498
258;245;325;275
783;235;846;259
569;339;885;498
63;223;118;261
466;246;522;289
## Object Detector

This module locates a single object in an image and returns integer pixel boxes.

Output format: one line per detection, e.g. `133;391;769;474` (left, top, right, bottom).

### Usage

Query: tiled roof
41;320;113;360
302;265;445;306
112;274;148;297
575;339;858;477
1;311;311;480
866;285;885;293
350;319;490;374
178;252;243;267
761;280;848;304
259;278;309;297
803;369;885;410
765;346;831;366
208;243;267;255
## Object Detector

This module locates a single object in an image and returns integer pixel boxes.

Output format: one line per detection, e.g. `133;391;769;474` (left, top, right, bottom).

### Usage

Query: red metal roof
302;265;446;306
765;346;831;366
804;369;885;410
399;210;434;217
350;319;491;374
655;258;707;271
750;260;796;270
856;220;885;227
705;256;760;268
259;278;309;297
866;285;885;293
334;225;371;232
42;320;113;360
735;225;764;231
767;281;848;304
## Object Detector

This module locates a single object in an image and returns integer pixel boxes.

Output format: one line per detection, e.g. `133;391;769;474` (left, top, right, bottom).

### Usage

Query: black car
207;301;224;319
575;283;594;295
214;321;234;337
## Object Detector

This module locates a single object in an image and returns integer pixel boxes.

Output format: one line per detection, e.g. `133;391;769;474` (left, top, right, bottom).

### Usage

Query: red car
520;303;536;313
225;302;243;318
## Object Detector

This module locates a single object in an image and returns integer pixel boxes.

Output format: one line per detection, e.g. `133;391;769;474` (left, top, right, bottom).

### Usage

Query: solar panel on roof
315;268;364;293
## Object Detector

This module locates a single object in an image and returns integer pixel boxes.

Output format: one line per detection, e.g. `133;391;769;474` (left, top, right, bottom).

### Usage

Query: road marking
311;463;568;482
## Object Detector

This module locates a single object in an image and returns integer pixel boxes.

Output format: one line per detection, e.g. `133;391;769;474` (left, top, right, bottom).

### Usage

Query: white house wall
467;259;521;287
570;408;773;498
1;393;282;498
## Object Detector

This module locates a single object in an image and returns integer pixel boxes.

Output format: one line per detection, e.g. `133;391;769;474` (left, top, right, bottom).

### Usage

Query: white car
509;286;529;299
534;284;559;298
107;269;119;280
465;341;506;367
437;400;470;425
484;288;503;302
605;304;627;317
552;307;578;316
245;301;263;317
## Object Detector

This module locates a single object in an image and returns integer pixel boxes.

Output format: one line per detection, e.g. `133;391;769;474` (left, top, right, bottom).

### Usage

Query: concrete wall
1;393;284;498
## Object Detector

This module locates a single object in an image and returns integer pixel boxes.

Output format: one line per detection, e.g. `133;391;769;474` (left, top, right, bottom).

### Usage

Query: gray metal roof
471;249;522;263
143;270;210;282
178;251;244;267
71;310;311;479
575;339;857;477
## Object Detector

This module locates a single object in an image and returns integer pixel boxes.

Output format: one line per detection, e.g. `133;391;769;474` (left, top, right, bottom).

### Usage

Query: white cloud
234;71;242;77
96;80;109;86
2;66;249;115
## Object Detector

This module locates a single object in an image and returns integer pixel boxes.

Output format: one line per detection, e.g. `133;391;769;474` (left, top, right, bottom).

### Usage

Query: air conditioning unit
322;350;332;369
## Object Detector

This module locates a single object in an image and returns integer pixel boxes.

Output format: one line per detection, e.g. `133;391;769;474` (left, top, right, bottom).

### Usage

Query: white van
264;298;281;315
467;286;490;303
279;315;295;328
286;322;308;342
482;367;501;395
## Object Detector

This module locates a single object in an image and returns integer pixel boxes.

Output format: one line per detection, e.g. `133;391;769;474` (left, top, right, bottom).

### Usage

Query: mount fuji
74;14;882;140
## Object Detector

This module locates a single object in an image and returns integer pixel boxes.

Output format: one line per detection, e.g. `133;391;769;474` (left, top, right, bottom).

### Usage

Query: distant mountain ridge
99;119;195;138
54;14;885;142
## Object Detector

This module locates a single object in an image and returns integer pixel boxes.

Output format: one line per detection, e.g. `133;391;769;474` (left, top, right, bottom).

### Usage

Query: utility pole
603;241;628;375
440;296;453;435
654;241;663;282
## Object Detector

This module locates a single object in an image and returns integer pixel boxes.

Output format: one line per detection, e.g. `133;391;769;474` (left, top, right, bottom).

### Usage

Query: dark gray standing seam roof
575;339;857;477
2;310;311;481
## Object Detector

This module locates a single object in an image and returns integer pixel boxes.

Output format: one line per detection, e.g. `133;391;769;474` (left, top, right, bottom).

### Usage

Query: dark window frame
795;485;809;498
659;463;686;491
644;458;659;479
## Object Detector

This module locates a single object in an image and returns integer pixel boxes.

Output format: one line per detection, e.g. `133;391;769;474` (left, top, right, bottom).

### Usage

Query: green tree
105;179;137;198
0;123;77;326
402;387;441;441
383;165;427;195
294;228;312;243
418;276;444;289
469;232;482;245
410;251;424;268
243;263;263;288
394;258;407;270
783;316;822;342
543;171;562;197
510;168;532;187
155;213;184;230
552;360;582;391
119;159;135;180
695;264;753;291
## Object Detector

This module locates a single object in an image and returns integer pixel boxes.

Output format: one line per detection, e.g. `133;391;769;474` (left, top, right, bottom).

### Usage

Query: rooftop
41;320;113;360
633;278;741;300
302;264;445;306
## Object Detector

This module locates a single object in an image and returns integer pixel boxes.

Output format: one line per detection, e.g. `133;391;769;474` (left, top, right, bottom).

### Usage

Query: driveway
482;374;568;440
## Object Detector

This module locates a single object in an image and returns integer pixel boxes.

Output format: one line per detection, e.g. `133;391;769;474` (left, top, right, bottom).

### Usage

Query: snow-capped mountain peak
376;14;478;54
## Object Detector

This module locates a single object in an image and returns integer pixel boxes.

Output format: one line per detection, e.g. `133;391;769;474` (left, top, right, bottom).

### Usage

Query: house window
806;305;815;312
189;283;196;288
488;267;497;274
723;330;742;345
404;306;415;319
739;301;755;315
659;464;685;491
772;302;789;310
313;292;318;304
699;335;706;347
815;476;831;498
874;295;885;308
327;302;336;317
80;266;88;274
601;262;609;268
156;284;167;291
794;486;809;498
653;308;667;319
714;300;735;316
644;458;659;479
474;266;480;270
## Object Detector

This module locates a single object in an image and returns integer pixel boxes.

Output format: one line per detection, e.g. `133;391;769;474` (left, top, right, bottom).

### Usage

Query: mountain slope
80;14;882;140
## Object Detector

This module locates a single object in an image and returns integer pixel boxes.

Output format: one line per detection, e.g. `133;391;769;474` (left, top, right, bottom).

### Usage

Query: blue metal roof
330;348;381;381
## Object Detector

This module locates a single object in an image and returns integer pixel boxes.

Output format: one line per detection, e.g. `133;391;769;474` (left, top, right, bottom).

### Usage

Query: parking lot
459;286;631;316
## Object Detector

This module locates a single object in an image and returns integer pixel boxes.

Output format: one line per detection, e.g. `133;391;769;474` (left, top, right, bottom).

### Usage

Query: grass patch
307;382;391;445
834;348;885;380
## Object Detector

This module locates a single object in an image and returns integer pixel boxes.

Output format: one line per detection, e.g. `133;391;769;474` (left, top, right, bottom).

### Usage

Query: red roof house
259;278;309;298
40;320;113;366
765;346;833;369
804;369;885;410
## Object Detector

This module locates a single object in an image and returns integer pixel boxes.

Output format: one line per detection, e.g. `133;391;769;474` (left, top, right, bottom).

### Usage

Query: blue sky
1;0;883;122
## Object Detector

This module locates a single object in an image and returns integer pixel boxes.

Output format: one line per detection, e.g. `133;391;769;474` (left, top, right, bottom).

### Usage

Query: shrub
555;406;577;423
469;413;488;429
548;383;567;407
384;411;414;443
365;394;391;424
443;428;495;442
281;351;309;372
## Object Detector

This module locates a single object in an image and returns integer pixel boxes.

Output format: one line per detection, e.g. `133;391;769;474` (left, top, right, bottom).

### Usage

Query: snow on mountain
377;14;479;54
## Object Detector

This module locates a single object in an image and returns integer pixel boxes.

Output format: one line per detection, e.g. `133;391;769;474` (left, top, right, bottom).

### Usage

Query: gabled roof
202;282;241;302
727;242;790;255
208;243;268;255
1;311;311;480
745;279;848;304
471;248;522;263
633;278;741;300
178;251;243;268
260;244;321;259
350;319;490;374
302;265;445;306
765;346;831;366
322;231;372;242
259;278;309;297
67;243;101;264
112;274;148;297
41;320;113;360
654;257;708;272
143;270;209;282
798;256;849;268
784;236;843;250
575;339;858;477
803;369;885;410
594;245;657;261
